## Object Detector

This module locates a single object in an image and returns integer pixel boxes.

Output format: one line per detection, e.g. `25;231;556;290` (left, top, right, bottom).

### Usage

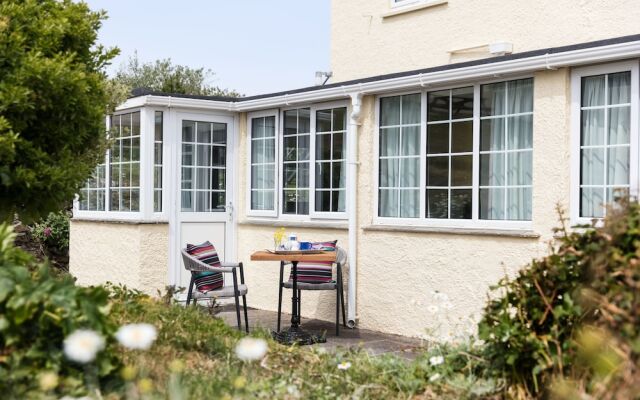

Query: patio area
217;305;425;360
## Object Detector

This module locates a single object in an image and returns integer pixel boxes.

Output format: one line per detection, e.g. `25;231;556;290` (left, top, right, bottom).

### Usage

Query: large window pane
153;111;163;212
108;111;141;212
378;94;421;218
480;79;533;221
426;87;474;220
282;109;311;215
579;71;632;218
250;116;276;211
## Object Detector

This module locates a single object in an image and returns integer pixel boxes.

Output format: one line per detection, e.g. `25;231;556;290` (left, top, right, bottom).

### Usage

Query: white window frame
247;109;279;218
373;76;535;230
280;100;350;221
570;60;640;226
245;101;350;222
73;107;158;221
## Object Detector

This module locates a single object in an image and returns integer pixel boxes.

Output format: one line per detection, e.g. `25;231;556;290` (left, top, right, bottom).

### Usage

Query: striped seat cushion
289;240;337;284
186;241;224;292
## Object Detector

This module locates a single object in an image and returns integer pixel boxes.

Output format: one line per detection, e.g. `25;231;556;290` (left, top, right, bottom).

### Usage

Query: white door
174;112;235;292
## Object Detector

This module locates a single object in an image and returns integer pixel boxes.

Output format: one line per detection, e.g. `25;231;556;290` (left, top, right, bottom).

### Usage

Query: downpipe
346;92;362;329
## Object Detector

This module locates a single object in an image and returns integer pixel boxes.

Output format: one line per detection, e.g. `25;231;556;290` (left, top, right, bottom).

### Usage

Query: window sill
71;217;169;225
239;218;348;230
382;0;447;19
362;224;540;238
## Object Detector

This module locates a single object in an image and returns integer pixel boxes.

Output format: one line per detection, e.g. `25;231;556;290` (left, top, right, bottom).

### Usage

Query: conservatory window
154;111;163;212
250;116;277;212
282;108;311;215
315;107;347;213
109;112;141;212
378;94;421;218
426;87;474;219
79;163;106;211
579;71;633;218
377;78;534;225
479;79;533;220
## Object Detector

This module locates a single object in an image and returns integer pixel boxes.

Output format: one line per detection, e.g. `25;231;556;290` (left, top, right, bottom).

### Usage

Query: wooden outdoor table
250;250;337;345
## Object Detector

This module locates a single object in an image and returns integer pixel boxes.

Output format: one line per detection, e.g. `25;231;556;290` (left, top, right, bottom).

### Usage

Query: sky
84;0;331;96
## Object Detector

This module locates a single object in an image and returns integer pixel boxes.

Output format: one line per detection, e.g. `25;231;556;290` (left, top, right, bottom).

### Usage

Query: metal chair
277;247;347;336
181;248;249;332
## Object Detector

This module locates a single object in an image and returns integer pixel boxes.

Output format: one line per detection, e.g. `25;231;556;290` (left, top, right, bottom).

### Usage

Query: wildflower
115;323;157;350
429;373;441;382
38;372;59;391
63;329;105;363
507;305;518;319
43;227;52;237
169;359;185;373
138;378;153;394
337;361;352;370
121;365;138;381
558;294;563;300
235;337;268;361
429;355;444;366
233;376;247;389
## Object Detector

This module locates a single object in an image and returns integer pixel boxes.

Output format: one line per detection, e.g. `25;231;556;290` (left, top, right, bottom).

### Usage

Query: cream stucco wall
331;0;640;82
70;221;169;296
235;68;573;338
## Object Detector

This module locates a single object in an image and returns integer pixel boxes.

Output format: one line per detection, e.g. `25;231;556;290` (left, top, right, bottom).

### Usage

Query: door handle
225;202;233;218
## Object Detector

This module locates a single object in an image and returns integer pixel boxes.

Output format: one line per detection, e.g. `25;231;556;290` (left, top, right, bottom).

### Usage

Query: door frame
167;108;239;289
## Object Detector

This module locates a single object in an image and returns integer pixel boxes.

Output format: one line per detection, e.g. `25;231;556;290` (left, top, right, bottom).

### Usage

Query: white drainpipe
346;92;362;328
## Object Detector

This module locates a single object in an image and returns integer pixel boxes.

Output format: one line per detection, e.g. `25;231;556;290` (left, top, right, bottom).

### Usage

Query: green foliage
478;201;640;398
113;53;241;99
32;210;71;255
0;0;117;222
0;223;123;398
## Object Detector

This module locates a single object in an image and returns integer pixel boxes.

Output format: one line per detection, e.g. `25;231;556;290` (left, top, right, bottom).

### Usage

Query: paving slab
216;305;425;359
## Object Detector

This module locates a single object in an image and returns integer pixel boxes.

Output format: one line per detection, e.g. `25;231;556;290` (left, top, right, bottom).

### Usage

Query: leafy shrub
0;223;123;398
31;210;70;255
478;202;640;398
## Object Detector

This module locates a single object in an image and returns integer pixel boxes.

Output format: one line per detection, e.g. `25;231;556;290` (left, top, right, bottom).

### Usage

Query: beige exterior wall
70;221;169;296
235;68;573;337
331;0;640;82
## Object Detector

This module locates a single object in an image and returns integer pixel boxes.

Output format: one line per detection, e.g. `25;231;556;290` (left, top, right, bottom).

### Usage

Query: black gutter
129;33;640;103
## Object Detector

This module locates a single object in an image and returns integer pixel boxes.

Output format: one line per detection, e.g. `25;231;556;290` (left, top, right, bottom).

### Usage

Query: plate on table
267;250;325;255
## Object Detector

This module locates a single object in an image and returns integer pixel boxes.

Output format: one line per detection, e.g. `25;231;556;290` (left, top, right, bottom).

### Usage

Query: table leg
272;259;326;346
291;260;299;328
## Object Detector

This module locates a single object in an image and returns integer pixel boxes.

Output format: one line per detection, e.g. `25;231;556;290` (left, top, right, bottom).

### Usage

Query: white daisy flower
235;337;268;361
429;355;444;366
337;361;352;370
63;330;105;363
115;323;158;350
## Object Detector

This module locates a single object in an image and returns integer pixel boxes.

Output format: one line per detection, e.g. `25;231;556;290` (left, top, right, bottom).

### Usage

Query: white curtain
379;94;421;217
480;79;533;220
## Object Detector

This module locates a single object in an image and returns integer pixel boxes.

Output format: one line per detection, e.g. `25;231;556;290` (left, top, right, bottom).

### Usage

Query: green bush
478;202;640;398
0;223;123;398
31;210;70;255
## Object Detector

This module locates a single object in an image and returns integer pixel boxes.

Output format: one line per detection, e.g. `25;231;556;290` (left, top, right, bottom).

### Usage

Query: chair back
181;248;211;273
335;246;347;266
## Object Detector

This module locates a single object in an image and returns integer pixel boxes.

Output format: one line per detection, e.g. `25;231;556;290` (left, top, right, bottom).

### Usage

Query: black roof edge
128;87;239;102
128;33;640;104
